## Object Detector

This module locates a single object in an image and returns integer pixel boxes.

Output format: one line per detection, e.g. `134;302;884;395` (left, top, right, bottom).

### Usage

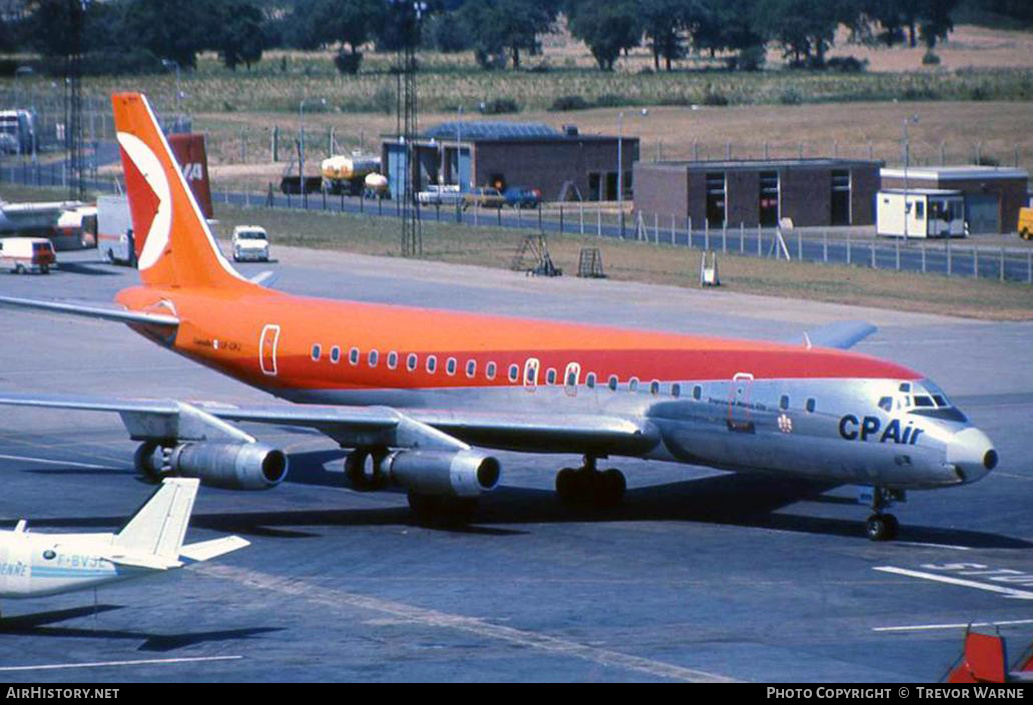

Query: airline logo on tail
112;92;249;290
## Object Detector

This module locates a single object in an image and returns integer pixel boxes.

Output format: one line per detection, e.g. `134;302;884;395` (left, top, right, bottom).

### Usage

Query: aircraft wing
0;295;179;328
0;392;660;457
799;321;877;350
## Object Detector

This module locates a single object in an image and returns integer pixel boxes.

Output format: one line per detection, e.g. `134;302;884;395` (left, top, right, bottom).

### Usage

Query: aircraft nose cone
947;427;997;483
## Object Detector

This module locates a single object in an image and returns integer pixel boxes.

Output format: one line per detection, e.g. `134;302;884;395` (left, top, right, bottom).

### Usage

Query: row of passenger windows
307;344;819;411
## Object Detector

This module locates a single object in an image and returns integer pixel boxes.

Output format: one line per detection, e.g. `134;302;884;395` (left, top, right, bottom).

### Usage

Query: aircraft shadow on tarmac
8;451;1031;548
52;262;123;276
0;605;282;651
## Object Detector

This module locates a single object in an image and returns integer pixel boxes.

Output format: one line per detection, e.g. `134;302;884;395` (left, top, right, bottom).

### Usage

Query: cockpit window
932;395;947;407
913;395;935;408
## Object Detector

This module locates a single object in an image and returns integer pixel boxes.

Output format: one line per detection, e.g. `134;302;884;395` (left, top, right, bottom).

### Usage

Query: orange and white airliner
0;93;998;540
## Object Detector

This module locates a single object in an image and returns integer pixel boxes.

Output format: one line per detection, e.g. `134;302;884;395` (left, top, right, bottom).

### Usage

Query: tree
640;0;694;71
292;0;386;73
214;1;266;70
567;1;642;71
460;0;557;70
122;0;212;69
920;0;959;49
758;0;842;66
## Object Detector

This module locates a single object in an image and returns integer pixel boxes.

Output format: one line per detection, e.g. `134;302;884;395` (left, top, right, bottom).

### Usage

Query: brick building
880;166;1029;234
382;121;638;202
633;159;883;229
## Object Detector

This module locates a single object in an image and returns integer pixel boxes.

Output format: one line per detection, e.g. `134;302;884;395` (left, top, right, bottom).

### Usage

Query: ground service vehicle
1019;207;1033;241
0;237;55;274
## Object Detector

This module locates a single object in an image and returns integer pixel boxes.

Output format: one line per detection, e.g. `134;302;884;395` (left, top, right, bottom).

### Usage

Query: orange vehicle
0;93;998;539
1019;206;1033;241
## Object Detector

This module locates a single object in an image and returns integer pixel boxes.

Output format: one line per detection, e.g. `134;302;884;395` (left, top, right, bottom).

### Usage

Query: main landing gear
344;447;389;491
555;456;626;508
864;487;904;542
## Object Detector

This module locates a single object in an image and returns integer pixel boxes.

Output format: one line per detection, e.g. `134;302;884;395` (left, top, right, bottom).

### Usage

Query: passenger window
427;356;437;374
629;377;639;392
650;380;660;395
586;373;597;389
311;344;322;361
779;394;789;410
446;357;457;376
330;346;341;364
692;385;702;400
486;362;497;380
407;353;418;371
508;364;519;382
608;375;618;391
349;347;360;365
671;383;681;398
546;368;557;385
368;350;379;368
466;360;476;378
387;351;398;370
806;398;816;413
878;396;893;412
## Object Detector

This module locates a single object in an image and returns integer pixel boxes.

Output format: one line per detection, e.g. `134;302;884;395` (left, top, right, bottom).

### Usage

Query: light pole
617;108;648;238
455;105;464;190
299;97;326;206
161;60;182;129
902;114;919;242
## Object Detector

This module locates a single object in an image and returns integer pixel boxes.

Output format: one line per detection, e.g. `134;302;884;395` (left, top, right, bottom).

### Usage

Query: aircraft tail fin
111;92;252;292
114;478;199;561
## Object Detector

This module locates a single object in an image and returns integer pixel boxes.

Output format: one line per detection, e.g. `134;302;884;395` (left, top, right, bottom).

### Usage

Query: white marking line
874;619;1033;633
0;453;112;470
874;567;1033;600
896;541;971;551
0;655;242;673
202;564;735;683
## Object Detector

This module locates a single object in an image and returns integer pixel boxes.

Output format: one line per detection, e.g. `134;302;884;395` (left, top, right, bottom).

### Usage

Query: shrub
727;45;766;72
702;88;730;106
779;88;804;105
826;56;868;73
334;51;363;75
969;85;991;101
549;95;591;111
922;51;941;66
480;98;519;114
594;93;626;108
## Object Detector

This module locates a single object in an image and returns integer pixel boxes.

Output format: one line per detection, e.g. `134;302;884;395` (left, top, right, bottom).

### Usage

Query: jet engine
135;441;288;490
379;449;501;497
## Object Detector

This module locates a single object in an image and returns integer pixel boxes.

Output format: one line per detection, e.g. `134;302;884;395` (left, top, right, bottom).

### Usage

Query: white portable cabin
876;188;966;238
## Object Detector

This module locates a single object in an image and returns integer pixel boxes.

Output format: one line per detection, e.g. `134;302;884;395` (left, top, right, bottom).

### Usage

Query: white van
0;237;56;273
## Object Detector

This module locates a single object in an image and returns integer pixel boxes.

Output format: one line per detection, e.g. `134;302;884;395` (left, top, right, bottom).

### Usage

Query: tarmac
0;246;1032;682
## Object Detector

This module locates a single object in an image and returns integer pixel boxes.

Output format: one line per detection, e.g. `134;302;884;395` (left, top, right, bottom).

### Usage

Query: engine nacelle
381;449;501;498
135;441;288;490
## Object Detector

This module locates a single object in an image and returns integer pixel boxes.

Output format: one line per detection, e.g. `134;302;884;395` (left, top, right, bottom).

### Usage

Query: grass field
2;182;1029;320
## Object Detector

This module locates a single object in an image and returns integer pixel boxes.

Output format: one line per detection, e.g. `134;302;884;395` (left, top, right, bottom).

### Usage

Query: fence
3;153;1031;286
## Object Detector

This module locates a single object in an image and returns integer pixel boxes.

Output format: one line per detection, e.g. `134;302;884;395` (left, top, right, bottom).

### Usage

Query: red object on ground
947;632;1008;683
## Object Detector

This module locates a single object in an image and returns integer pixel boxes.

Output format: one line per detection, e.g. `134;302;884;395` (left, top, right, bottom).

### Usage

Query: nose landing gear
864;487;905;541
555;456;626;508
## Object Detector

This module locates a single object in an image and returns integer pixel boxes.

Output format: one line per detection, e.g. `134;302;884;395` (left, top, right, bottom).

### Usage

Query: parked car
232;225;270;262
0;133;18;155
417;184;462;206
0;237;55;274
462;187;505;211
503;186;542;209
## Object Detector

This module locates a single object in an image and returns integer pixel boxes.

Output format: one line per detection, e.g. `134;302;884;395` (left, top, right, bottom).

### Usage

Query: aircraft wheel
599;468;626;507
865;513;898;542
407;492;477;527
555;467;579;503
344;449;387;491
14;263;24;275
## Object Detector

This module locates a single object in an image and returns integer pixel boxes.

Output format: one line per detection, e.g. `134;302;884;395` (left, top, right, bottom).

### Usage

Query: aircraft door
260;324;281;377
727;372;755;433
1;533;31;595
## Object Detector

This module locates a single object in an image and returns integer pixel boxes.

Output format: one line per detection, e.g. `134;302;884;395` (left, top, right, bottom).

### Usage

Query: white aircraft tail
114;478;199;561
